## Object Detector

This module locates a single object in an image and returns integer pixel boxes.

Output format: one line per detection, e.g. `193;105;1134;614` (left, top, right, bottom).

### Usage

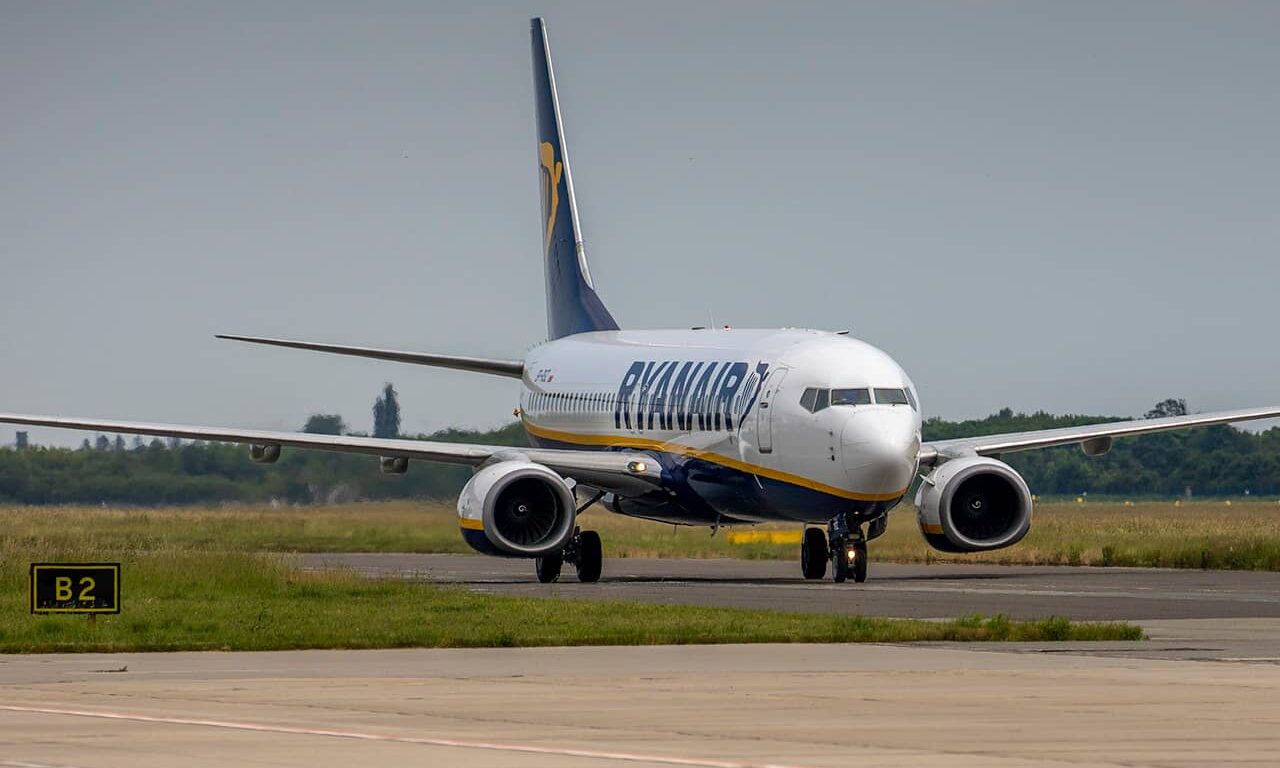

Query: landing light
627;460;647;474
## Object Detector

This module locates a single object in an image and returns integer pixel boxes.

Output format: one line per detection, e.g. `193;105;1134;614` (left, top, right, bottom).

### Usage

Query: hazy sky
3;1;1278;446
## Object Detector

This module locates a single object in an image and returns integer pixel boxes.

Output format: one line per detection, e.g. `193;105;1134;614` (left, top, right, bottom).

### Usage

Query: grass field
0;502;1151;652
8;499;1280;570
2;554;1141;652
1;546;1139;654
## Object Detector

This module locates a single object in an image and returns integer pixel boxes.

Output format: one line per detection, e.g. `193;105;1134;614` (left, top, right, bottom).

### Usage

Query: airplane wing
920;406;1280;466
215;335;524;379
0;413;661;496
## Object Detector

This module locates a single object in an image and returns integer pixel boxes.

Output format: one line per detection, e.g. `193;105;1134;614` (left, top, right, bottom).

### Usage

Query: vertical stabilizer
531;18;620;339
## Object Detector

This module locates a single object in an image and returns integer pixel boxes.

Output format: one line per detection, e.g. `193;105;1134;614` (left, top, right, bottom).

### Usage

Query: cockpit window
799;388;818;412
873;388;910;405
831;388;871;406
813;388;829;412
905;387;918;411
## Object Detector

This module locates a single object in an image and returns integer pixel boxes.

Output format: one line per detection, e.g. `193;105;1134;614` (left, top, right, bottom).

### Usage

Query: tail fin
531;17;620;340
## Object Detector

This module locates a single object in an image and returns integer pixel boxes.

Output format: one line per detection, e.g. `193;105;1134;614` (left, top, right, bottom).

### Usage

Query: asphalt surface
301;552;1280;621
300;553;1280;663
6;643;1280;768
7;556;1279;766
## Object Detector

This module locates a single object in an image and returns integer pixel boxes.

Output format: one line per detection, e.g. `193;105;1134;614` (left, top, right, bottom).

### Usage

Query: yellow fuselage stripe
522;419;907;502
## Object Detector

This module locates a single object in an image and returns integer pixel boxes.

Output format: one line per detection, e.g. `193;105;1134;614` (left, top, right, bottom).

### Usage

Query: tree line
2;395;1278;505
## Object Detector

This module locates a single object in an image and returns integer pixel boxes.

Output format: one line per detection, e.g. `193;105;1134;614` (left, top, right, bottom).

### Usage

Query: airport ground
4;635;1279;767
6;501;1280;765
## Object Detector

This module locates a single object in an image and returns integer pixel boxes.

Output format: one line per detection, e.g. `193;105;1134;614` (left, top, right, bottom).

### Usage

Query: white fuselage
518;328;922;524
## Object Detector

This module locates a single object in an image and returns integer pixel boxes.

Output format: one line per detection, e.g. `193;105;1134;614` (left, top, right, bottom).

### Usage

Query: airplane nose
841;409;919;495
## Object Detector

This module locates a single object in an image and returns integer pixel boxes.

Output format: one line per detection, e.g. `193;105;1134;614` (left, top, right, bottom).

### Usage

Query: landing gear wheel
851;539;868;583
535;552;563;583
831;543;849;583
574;530;602;583
801;528;828;580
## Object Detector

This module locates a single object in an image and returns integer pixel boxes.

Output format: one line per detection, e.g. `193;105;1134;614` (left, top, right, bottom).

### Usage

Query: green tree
373;383;401;438
303;414;347;435
94;434;111;451
1146;398;1188;419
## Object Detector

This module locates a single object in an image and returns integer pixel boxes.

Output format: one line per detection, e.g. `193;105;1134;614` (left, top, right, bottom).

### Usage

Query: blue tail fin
531;18;620;340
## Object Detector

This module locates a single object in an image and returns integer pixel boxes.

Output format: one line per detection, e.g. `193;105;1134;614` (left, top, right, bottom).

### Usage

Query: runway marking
0;704;804;768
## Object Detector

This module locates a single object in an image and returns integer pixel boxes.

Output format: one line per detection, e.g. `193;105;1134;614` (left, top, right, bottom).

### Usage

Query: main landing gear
801;514;868;584
535;527;602;584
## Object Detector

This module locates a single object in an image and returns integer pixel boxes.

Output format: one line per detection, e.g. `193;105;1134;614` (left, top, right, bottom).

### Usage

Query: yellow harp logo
539;141;563;255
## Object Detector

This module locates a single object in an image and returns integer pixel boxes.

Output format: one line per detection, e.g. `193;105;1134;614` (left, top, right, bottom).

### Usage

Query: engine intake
915;456;1032;553
457;460;576;557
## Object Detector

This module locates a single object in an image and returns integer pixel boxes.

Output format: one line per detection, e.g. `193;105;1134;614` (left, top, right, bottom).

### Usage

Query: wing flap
923;406;1280;465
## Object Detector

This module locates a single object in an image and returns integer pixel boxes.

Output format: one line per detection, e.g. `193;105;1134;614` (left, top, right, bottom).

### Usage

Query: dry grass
5;499;1280;569
875;499;1280;569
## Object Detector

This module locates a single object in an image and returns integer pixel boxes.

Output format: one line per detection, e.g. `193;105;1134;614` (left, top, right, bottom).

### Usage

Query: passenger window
813;388;829;412
831;388;871;406
873;388;910;405
799;388;817;412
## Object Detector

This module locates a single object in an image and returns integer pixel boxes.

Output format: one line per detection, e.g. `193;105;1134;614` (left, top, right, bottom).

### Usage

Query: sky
3;1;1278;446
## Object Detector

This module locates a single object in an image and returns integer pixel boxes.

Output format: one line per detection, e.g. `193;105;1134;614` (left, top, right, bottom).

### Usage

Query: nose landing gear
830;536;868;583
807;514;867;584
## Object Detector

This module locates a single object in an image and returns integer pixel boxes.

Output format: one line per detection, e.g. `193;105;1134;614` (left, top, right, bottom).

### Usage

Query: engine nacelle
915;456;1032;553
457;460;577;557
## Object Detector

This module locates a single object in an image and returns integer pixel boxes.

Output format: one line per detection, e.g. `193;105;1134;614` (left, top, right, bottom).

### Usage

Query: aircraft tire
831;543;849;583
575;530;602;583
801;528;828;580
852;539;868;583
535;552;563;583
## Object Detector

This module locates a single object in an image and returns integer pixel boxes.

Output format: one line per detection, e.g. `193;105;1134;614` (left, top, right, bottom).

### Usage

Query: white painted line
0;704;803;768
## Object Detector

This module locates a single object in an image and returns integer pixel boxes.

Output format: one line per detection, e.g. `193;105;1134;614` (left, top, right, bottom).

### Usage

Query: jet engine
457;459;577;557
915;456;1032;553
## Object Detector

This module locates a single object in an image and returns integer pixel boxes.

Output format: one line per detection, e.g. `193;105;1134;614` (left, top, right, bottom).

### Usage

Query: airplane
4;18;1279;585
